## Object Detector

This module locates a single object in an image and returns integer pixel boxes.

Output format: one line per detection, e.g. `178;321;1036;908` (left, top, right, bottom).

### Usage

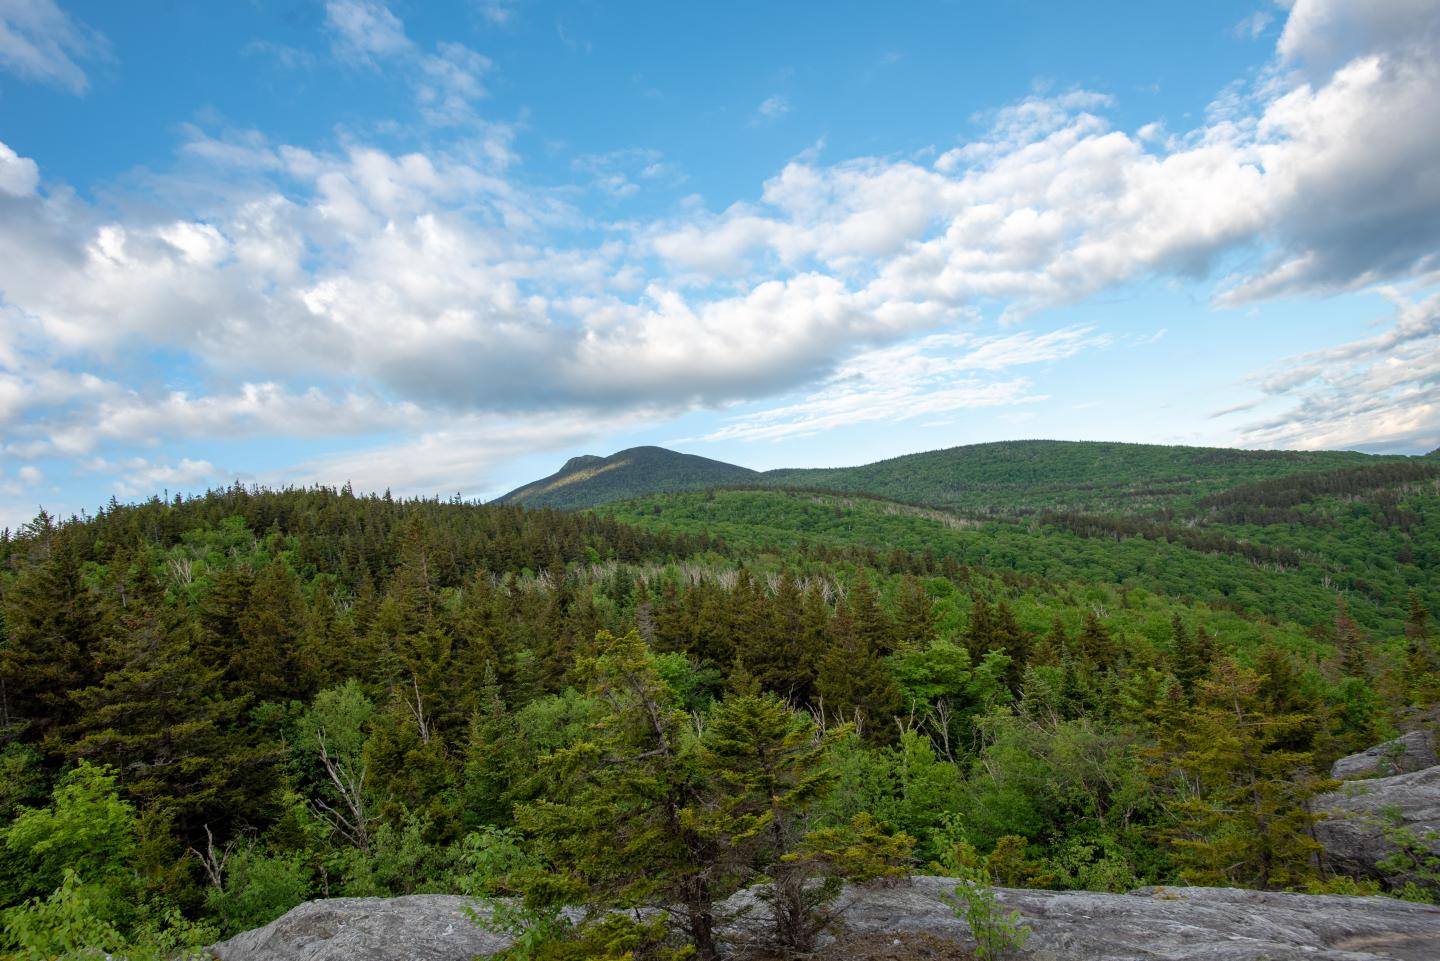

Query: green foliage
0;762;136;904
1157;658;1334;889
2;869;124;961
947;873;1031;961
205;846;312;937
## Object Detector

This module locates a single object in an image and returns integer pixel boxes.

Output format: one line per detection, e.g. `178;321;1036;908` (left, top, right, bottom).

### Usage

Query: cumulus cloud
0;0;108;93
0;140;39;196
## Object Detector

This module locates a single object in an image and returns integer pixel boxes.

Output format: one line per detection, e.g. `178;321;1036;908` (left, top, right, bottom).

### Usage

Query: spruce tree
816;600;902;741
66;562;266;835
0;526;101;736
699;692;847;955
1160;657;1331;889
515;630;724;960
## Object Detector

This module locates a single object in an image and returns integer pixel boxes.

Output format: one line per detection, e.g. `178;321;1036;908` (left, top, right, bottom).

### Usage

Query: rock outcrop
208;894;505;961
1315;764;1440;887
210;878;1440;961
1332;731;1437;780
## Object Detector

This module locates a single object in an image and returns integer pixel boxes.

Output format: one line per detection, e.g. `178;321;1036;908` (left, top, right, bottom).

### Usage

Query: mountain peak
497;446;757;508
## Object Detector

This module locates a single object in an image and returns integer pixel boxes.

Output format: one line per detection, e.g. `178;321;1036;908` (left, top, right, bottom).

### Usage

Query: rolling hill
498;439;1403;515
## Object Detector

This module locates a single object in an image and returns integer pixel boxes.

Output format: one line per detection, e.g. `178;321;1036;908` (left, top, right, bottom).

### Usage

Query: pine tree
1333;595;1369;679
1171;616;1216;696
1403;593;1439;701
964;595;997;664
848;570;897;657
234;558;316;704
1075;610;1119;668
0;526;101;736
892;574;936;651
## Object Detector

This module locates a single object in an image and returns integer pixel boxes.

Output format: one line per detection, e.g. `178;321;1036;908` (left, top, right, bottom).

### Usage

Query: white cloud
1233;10;1274;40
325;0;411;63
0;140;39;196
324;2;492;126
475;0;523;26
0;0;107;93
1237;287;1440;452
3;0;1440;501
705;325;1107;442
756;94;790;121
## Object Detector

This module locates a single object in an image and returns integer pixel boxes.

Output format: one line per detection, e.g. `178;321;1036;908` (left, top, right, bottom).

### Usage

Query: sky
1;0;1439;527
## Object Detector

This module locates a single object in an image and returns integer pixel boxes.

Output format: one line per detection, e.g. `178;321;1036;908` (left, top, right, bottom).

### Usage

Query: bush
947;872;1030;961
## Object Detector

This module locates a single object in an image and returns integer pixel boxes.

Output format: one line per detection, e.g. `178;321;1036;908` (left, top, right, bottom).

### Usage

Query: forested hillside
763;440;1400;515
0;473;1435;958
497;439;1406;514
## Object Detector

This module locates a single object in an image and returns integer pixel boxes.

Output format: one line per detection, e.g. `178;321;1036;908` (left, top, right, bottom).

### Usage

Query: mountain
499;439;1398;515
495;445;759;509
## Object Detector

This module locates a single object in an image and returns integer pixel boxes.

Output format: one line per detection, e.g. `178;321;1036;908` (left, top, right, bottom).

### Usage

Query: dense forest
0;466;1436;959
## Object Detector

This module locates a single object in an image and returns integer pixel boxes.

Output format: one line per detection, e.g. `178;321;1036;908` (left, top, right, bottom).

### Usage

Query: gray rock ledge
210;878;1440;961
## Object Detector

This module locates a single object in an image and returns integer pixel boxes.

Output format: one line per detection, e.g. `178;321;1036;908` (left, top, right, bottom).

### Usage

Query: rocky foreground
210;878;1440;961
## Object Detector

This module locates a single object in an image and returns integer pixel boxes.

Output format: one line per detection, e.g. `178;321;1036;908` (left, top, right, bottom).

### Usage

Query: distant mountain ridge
497;439;1411;513
496;446;759;509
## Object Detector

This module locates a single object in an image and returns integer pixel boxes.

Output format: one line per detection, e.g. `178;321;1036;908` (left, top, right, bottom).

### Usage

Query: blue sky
1;0;1438;526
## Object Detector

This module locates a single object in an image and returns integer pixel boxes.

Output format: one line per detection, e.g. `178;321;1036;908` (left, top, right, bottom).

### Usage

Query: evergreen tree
699;692;847;954
515;630;724;960
1171;616;1216;696
1333;595;1369;679
816;600;902;742
0;525;101;736
66;562;265;834
235;558;316;704
1160;657;1331;889
892;574;936;651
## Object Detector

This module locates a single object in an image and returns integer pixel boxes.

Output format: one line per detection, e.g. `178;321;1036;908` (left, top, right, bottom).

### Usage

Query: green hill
761;439;1392;515
501;438;1405;515
495;445;759;508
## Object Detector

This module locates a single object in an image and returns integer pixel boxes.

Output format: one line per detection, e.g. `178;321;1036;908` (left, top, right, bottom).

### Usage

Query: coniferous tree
891;574;935;651
66;561;265;834
1333;595;1369;679
1171;616;1217;696
699;692;847;955
0;524;101;735
816;600;902;741
1160;657;1332;889
235;558;315;704
515;630;723;960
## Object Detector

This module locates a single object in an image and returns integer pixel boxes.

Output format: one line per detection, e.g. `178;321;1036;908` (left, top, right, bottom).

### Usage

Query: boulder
210;878;1440;961
1332;732;1437;780
208;894;505;961
1315;765;1440;888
